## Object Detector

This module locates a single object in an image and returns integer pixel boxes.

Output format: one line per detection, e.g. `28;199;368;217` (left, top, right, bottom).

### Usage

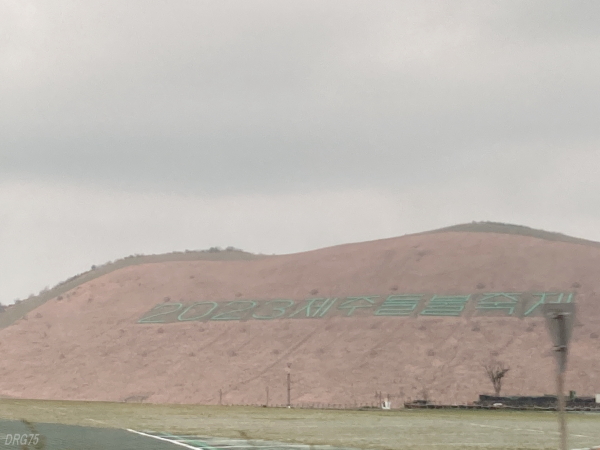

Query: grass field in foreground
0;399;598;450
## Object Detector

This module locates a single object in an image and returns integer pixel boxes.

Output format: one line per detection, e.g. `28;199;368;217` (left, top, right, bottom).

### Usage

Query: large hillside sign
137;292;574;324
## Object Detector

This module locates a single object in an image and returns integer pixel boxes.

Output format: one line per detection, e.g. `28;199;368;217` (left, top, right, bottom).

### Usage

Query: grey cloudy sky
1;0;600;304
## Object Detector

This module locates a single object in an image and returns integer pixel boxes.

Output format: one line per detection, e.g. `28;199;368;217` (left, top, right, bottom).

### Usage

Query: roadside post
542;302;575;450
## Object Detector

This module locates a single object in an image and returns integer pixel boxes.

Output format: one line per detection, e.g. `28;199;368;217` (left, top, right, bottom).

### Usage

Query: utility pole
286;362;292;408
543;302;575;450
556;368;567;450
266;386;269;407
287;373;291;407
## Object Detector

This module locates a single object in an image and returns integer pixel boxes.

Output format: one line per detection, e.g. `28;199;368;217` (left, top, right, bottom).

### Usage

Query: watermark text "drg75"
5;434;39;446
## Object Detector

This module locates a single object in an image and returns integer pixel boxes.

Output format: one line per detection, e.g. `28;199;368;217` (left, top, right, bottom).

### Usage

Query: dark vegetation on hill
427;221;600;248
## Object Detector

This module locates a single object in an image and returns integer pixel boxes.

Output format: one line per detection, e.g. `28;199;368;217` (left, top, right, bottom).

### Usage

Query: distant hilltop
424;221;600;248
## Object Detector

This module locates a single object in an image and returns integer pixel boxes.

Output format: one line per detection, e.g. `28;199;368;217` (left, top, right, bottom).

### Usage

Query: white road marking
127;429;204;449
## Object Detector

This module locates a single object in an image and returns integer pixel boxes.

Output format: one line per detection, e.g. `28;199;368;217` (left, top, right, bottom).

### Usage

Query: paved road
0;420;356;450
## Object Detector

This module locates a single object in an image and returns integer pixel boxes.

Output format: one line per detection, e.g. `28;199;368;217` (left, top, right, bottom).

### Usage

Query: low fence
404;402;600;412
217;402;383;410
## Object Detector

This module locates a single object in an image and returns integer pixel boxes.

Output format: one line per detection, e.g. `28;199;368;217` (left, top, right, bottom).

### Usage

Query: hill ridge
0;249;263;330
2;222;597;331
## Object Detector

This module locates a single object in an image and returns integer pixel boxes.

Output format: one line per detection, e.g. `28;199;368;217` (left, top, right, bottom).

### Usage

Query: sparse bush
483;360;510;396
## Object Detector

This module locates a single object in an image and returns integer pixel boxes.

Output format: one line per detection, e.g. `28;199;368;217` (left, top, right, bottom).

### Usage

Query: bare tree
484;361;510;396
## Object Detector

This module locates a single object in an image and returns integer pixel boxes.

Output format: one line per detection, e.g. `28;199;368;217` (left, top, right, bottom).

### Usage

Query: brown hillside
0;228;599;405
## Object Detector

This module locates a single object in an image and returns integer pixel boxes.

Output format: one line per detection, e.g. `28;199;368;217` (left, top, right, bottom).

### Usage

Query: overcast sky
1;0;600;304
